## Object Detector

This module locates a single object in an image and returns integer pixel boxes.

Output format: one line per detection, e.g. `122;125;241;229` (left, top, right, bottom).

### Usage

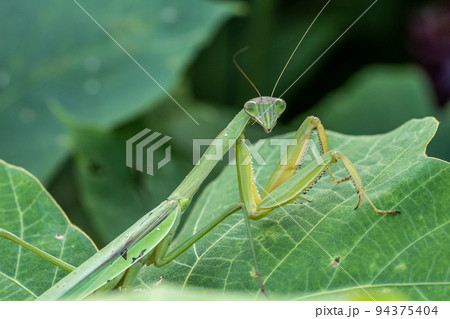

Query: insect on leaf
139;117;450;300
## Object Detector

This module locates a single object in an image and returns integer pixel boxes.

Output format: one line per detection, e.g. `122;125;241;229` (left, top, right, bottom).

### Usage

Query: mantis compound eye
244;100;259;117
274;98;286;115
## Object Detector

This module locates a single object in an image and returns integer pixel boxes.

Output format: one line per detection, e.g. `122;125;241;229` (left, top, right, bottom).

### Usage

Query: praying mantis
1;0;400;300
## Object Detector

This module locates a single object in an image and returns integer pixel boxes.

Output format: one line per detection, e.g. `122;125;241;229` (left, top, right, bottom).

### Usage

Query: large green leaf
0;0;238;181
139;117;449;300
0;160;97;300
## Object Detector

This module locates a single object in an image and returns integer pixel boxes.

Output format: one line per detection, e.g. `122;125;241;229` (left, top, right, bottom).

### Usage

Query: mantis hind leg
149;202;243;268
145;199;268;296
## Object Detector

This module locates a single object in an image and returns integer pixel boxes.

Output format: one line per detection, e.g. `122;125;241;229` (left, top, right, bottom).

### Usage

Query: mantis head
244;96;286;133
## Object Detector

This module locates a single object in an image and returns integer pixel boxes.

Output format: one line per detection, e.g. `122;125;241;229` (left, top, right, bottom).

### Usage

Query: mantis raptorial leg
0;0;400;300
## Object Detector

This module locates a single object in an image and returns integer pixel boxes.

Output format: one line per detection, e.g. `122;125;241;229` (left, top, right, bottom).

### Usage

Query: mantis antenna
280;0;378;98
271;0;332;97
233;46;262;97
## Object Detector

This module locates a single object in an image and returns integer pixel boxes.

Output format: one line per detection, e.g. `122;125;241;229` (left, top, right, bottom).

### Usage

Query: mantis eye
244;101;259;117
274;98;286;114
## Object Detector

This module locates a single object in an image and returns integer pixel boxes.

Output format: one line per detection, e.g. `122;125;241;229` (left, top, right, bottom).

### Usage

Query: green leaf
67;93;237;244
0;160;97;300
139;117;449;300
87;285;257;301
0;0;239;181
69;126;157;244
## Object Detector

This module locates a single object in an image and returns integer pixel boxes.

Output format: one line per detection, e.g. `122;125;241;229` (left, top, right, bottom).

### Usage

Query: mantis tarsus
1;0;400;300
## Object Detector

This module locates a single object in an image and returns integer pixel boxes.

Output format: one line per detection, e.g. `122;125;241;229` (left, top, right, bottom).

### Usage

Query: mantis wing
38;201;180;300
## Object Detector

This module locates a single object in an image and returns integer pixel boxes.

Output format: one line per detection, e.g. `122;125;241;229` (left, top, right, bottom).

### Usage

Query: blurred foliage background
1;0;449;247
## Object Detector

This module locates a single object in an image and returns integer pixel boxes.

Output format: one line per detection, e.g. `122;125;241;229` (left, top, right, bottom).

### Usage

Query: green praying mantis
0;0;400;300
